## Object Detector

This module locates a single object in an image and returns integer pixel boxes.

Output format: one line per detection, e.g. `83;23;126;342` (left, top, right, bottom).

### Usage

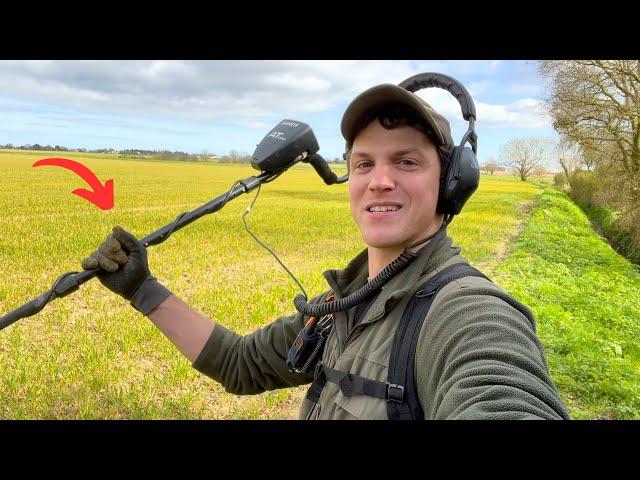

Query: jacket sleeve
191;293;327;395
416;277;570;420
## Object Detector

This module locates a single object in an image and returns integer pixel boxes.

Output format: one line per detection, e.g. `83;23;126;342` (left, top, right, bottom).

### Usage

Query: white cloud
415;89;465;122
0;60;423;120
0;60;524;123
0;101;41;112
0;60;554;155
412;88;551;130
232;120;273;129
476;98;551;128
411;60;504;76
467;80;496;96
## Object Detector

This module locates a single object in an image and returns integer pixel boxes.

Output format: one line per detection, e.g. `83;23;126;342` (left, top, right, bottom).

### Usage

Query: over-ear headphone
397;72;480;216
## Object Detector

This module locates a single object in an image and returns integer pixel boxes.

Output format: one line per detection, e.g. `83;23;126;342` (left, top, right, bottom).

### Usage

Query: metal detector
0;119;347;331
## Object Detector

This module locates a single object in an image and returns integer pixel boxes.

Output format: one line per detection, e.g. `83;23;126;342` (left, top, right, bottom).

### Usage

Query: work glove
81;226;172;315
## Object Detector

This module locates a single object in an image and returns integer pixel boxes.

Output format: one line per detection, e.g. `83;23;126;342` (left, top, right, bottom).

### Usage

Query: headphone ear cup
437;147;459;215
437;146;479;215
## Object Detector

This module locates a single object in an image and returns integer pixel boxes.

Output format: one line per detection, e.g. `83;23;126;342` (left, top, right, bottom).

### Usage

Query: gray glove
82;225;172;315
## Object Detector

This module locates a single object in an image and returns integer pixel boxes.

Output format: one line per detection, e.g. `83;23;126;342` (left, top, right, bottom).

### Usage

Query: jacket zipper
344;324;366;349
343;294;385;349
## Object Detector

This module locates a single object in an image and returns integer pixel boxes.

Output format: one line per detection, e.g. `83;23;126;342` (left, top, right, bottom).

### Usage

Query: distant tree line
213;150;346;165
1;144;348;166
217;149;252;164
0;143;217;162
479;159;506;175
1;143;74;152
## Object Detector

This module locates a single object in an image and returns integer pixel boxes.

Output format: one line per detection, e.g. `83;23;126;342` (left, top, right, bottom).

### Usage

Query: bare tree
225;149;252;164
532;165;549;180
499;137;553;181
481;157;500;175
228;149;242;163
199;149;210;162
582;148;597;172
557;136;585;188
539;60;640;174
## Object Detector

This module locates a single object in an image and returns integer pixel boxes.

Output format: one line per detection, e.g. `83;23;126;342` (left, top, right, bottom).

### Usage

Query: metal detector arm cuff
129;277;174;316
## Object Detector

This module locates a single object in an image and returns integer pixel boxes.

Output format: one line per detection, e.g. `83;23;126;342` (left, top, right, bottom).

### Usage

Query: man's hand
82;226;172;315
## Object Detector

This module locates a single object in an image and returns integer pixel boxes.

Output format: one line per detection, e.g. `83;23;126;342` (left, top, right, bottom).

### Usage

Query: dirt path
473;200;535;276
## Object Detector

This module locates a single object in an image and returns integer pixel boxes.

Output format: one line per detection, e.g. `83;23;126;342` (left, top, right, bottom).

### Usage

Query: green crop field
1;149;637;419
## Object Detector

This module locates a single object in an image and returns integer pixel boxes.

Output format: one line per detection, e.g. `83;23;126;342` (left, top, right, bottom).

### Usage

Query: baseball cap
341;83;454;149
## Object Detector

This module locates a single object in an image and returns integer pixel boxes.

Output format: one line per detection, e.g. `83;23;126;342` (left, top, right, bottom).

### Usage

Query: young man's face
348;119;444;251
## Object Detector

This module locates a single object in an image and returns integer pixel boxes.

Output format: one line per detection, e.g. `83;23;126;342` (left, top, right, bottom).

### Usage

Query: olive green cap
341;83;454;148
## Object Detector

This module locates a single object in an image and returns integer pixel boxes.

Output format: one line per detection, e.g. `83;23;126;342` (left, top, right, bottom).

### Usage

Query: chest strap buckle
387;383;405;403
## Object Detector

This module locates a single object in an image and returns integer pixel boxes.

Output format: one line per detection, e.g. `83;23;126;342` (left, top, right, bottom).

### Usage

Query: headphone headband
398;72;476;121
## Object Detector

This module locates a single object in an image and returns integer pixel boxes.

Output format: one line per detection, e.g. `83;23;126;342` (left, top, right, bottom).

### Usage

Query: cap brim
341;83;447;146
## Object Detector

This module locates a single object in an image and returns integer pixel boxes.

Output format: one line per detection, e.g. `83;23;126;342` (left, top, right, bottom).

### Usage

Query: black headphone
397;72;480;216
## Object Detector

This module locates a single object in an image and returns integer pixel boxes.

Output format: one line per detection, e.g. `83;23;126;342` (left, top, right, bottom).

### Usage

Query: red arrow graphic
33;157;114;210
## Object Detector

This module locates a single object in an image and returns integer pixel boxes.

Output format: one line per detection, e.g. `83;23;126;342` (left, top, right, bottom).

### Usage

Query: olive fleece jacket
192;230;570;420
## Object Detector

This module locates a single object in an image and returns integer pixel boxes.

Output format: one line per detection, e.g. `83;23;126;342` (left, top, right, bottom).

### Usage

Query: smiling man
347;106;446;280
82;80;570;420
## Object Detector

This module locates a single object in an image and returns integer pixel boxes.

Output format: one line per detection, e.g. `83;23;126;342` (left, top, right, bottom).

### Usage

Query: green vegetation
567;168;639;265
0;152;542;419
493;188;640;419
573;199;640;266
554;172;566;188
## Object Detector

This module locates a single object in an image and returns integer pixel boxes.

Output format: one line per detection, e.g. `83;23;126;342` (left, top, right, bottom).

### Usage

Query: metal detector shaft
0;173;267;331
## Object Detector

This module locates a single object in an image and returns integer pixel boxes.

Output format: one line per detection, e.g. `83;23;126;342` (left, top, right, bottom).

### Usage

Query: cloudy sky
0;60;556;164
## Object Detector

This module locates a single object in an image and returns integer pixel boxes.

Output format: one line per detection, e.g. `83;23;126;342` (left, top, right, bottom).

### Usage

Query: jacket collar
322;229;461;325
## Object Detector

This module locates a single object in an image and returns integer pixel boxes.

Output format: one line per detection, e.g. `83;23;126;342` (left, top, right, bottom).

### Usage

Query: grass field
0;149;610;419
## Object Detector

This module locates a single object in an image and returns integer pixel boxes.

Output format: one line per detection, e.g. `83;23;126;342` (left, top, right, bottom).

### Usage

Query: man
83;82;570;420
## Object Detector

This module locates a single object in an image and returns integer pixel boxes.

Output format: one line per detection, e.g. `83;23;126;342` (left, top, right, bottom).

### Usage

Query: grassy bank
572;198;640;266
493;188;640;419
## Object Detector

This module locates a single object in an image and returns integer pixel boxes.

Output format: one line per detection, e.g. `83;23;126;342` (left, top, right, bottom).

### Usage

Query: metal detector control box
251;119;320;173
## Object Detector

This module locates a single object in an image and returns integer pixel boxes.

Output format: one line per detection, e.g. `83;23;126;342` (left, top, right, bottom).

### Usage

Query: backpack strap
307;362;400;403
387;262;491;420
305;263;491;419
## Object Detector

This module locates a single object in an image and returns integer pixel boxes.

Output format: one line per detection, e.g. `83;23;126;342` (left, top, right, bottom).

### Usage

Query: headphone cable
241;184;309;300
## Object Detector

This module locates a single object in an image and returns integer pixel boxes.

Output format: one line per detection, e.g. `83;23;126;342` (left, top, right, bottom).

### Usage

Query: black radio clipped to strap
287;292;335;374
